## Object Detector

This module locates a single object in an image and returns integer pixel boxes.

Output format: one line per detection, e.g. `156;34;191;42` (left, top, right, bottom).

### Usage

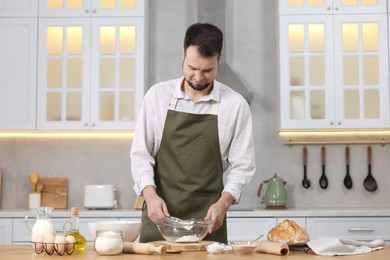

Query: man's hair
183;23;223;58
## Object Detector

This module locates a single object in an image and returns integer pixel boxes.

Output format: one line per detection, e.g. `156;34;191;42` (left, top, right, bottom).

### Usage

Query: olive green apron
140;96;227;243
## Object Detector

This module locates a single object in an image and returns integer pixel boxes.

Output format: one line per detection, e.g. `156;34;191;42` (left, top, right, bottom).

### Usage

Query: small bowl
230;241;257;254
156;218;212;243
88;221;141;242
206;243;225;254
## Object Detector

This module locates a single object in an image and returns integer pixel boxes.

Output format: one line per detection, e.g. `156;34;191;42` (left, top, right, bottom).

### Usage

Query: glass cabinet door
90;17;144;130
333;14;389;128
280;15;335;129
39;0;144;17
37;18;91;130
279;0;386;15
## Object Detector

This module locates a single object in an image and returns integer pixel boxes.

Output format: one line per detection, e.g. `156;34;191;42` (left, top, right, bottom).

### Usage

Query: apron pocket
176;134;217;175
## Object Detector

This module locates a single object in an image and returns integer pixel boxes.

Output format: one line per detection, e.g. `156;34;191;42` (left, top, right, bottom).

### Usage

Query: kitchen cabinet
37;0;145;130
0;17;37;130
0;218;12;245
306;217;390;242
38;0;144;17
279;0;387;15
226;217;276;241
0;0;38;17
279;0;389;129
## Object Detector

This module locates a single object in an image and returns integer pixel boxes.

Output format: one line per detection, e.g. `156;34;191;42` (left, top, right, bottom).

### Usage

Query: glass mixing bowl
156;218;212;243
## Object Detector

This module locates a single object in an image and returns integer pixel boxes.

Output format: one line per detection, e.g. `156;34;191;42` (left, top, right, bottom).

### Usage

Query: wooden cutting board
38;178;68;209
149;240;215;252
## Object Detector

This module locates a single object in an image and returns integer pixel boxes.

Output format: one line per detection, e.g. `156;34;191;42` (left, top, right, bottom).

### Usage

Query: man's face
182;46;220;92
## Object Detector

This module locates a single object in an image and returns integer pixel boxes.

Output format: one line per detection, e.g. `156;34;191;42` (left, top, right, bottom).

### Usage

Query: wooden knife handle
123;242;166;255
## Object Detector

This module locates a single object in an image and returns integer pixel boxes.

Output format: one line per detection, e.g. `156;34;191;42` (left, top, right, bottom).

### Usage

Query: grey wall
1;0;389;210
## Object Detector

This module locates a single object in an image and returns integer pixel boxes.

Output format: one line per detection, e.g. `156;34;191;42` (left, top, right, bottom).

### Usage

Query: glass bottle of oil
66;207;87;253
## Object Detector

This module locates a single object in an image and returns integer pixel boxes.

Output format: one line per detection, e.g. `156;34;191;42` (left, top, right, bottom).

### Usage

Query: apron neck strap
168;97;218;115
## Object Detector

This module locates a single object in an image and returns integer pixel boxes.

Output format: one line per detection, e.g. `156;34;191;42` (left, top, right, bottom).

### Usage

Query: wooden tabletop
0;245;389;260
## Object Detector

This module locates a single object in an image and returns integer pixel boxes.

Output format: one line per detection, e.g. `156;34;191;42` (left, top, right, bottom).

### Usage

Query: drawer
307;217;390;241
227;218;276;241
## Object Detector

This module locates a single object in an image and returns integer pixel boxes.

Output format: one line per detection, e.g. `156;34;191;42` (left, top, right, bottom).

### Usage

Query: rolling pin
123;242;166;255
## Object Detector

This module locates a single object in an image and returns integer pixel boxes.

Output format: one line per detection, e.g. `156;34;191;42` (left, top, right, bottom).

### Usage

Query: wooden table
0;245;389;259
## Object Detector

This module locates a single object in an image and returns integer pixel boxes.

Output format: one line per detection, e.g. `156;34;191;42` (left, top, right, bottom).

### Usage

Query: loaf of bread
267;219;310;245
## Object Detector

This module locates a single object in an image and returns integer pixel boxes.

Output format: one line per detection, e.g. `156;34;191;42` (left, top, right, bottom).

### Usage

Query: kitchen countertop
0;245;389;260
1;207;390;218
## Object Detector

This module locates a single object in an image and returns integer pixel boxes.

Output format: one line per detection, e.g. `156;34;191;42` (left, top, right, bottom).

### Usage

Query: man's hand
204;192;234;233
142;186;170;222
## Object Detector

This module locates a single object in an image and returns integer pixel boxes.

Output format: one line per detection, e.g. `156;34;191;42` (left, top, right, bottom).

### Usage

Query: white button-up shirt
130;77;255;202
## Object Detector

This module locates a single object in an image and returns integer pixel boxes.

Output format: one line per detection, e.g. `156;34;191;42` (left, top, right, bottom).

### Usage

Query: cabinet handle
337;122;342;125
91;123;96;127
330;122;334;125
327;6;331;11
92;9;97;13
85;9;89;13
335;7;339;11
348;228;374;232
84;123;88;127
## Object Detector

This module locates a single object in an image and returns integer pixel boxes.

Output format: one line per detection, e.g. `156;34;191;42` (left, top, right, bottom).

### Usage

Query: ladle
319;146;328;189
343;146;353;189
302;147;311;189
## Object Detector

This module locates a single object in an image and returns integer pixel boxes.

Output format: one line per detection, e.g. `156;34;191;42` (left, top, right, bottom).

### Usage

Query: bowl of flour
156;218;212;243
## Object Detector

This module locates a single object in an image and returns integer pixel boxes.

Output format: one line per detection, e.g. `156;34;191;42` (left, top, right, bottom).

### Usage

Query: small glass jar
94;230;124;255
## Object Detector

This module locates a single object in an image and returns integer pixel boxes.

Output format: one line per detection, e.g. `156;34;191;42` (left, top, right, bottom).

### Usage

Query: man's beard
185;78;212;92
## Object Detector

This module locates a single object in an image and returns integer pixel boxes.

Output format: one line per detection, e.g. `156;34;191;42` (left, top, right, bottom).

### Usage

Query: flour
175;235;199;242
94;231;124;255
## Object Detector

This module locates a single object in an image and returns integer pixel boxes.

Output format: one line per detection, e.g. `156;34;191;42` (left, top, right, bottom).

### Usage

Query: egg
65;235;76;252
44;234;55;254
31;234;45;252
54;235;67;254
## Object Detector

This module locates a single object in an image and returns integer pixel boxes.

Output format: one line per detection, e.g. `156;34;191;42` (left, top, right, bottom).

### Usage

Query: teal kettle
257;173;287;209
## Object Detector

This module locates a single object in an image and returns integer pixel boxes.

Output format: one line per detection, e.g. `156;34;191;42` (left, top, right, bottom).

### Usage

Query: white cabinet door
279;15;335;129
279;0;386;15
333;14;389;128
227;218;276;242
279;9;389;129
39;0;145;17
0;18;37;130
0;0;38;17
37;16;145;130
306;217;390;241
0;219;12;245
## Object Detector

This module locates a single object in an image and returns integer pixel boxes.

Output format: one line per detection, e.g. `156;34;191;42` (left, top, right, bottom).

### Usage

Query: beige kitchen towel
307;238;384;256
255;241;289;255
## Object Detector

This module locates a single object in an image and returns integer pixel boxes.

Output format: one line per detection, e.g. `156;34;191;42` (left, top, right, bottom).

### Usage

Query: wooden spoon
29;172;39;192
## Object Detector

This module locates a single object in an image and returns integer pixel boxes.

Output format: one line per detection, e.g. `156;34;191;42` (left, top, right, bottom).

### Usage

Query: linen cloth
307;238;385;256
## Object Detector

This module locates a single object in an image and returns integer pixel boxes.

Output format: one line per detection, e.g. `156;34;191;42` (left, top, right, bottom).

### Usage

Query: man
130;23;255;243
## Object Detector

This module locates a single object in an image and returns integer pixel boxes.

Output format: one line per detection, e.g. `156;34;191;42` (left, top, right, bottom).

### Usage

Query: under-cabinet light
0;131;134;139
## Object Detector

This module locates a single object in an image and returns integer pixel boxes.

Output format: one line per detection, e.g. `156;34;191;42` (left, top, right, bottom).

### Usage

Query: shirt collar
173;77;221;102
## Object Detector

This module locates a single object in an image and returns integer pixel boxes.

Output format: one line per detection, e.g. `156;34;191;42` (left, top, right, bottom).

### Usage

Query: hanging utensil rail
285;139;388;146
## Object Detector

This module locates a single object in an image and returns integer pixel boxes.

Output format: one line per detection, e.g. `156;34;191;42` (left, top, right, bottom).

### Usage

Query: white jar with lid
94;230;124;255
